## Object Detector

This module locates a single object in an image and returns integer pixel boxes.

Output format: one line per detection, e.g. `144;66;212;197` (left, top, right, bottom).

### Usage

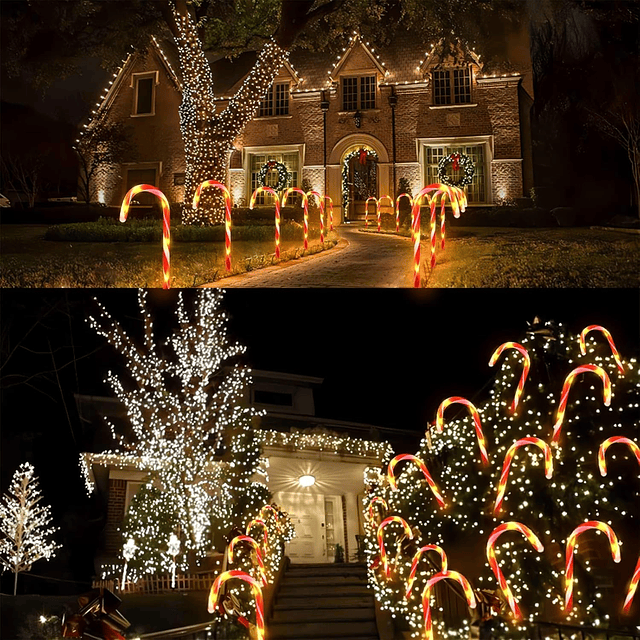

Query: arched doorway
342;147;378;221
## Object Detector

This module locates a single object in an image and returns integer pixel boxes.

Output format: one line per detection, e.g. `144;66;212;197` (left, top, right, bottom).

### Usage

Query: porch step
268;562;378;639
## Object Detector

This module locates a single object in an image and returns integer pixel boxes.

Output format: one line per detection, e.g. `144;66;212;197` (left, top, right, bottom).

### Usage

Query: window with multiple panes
132;72;157;115
249;152;299;204
424;144;486;203
341;75;376;111
259;83;290;117
432;67;472;105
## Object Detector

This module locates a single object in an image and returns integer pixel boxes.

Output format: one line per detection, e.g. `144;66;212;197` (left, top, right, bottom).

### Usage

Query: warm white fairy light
0;463;61;595
362;321;639;637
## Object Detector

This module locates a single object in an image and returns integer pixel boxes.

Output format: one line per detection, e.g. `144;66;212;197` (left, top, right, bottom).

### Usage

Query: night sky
1;288;638;594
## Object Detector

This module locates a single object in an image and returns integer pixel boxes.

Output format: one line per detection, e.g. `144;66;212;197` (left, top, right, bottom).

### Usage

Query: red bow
452;154;460;171
358;149;368;165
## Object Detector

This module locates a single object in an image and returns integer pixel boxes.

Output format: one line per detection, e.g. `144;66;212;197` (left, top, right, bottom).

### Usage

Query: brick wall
105;478;127;554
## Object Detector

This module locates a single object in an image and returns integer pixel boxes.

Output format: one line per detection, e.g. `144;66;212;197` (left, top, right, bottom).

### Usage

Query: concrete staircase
267;562;379;640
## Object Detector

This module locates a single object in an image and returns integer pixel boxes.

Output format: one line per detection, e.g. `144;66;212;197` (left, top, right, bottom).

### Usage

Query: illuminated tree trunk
170;4;288;225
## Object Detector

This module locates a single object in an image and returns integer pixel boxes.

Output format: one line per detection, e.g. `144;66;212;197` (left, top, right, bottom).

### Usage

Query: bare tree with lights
87;290;268;576
0;462;61;596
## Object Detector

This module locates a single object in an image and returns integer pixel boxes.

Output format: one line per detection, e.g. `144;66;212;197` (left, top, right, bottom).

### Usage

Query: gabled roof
328;34;387;82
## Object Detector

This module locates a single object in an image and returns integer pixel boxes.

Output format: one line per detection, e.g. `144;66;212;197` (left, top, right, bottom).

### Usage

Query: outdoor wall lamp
298;474;316;487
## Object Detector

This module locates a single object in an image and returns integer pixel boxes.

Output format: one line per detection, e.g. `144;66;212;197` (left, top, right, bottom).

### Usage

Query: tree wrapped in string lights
363;319;639;637
87;290;268;580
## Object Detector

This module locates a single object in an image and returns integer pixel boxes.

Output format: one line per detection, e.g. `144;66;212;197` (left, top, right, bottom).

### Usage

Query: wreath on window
258;160;290;191
437;153;475;188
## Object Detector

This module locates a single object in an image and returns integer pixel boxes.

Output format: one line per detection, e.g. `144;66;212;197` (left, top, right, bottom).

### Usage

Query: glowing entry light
486;522;544;619
298;474;316;487
579;325;625;375
565;521;621;613
488;342;531;413
120;184;171;288
208;570;265;640
552;364;612;444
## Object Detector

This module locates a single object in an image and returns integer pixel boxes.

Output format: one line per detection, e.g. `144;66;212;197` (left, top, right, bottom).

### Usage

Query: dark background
1;288;638;594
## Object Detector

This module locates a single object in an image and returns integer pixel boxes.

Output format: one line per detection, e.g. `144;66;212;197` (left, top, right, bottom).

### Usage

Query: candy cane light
598;436;640;477
494;437;553;513
120;184;171;288
227;535;268;586
395;192;413;233
323;195;334;231
579;325;625;375
422;571;476;640
387;453;446;508
250;186;281;259
377;195;394;232
623;556;640;614
306;190;324;243
365;196;377;229
488;342;531;413
436;396;489;465
405;544;449;599
282;187;309;249
193;180;232;271
245;518;269;550
552;364;612;444
486;522;544;619
207;570;265;640
376;516;413;579
565;521;621;612
367;496;388;523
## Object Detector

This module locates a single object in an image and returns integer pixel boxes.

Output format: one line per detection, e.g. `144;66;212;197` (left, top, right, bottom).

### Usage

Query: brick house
77;370;414;576
85;30;533;221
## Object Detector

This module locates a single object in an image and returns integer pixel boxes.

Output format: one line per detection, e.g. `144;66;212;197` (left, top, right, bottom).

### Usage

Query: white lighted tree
87;290;268;578
0;462;61;595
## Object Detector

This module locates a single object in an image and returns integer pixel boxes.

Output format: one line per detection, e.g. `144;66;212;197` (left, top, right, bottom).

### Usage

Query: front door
276;492;326;563
346;153;378;220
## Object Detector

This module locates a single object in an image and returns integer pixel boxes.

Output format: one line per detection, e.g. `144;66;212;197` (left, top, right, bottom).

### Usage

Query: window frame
340;74;377;111
245;147;302;205
131;71;159;117
258;82;291;117
432;66;472;106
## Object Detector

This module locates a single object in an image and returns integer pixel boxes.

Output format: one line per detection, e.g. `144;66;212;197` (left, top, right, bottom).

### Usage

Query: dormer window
341;75;376;111
132;71;158;116
259;82;290;117
433;67;472;105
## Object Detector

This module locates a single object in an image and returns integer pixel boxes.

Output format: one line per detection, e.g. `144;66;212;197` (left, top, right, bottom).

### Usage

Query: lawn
0;224;338;287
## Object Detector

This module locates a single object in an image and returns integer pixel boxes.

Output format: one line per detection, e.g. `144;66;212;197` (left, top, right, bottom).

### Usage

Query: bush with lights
363;319;639;638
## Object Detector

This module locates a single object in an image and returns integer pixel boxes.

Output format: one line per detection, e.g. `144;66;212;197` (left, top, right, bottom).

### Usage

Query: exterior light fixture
298;474;316;487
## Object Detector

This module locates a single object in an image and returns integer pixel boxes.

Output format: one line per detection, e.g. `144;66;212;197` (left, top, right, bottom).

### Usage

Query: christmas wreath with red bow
437;152;475;188
258;160;290;191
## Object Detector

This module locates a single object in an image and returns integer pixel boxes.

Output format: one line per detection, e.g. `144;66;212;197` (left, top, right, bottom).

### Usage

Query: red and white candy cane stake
208;570;265;640
367;496;388;523
121;184;171;288
259;504;282;535
486;522;544;619
598;436;640;476
376;516;413;579
623;556;640;614
377;195;394;232
579;325;625;375
395;193;413;233
365;196;377;229
250;187;282;259
227;535;268;586
306;190;324;243
565;521;621;612
405;544;449;599
387;453;446;508
245;518;269;551
436;397;489;465
282;188;309;249
494;437;553;513
552;364;612;444
193;180;232;271
323;195;334;231
488;342;531;413
422;571;476;640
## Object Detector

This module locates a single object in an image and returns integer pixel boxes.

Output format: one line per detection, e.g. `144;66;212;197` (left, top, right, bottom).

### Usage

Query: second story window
259;83;289;116
342;75;376;111
132;72;158;116
433;67;472;105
